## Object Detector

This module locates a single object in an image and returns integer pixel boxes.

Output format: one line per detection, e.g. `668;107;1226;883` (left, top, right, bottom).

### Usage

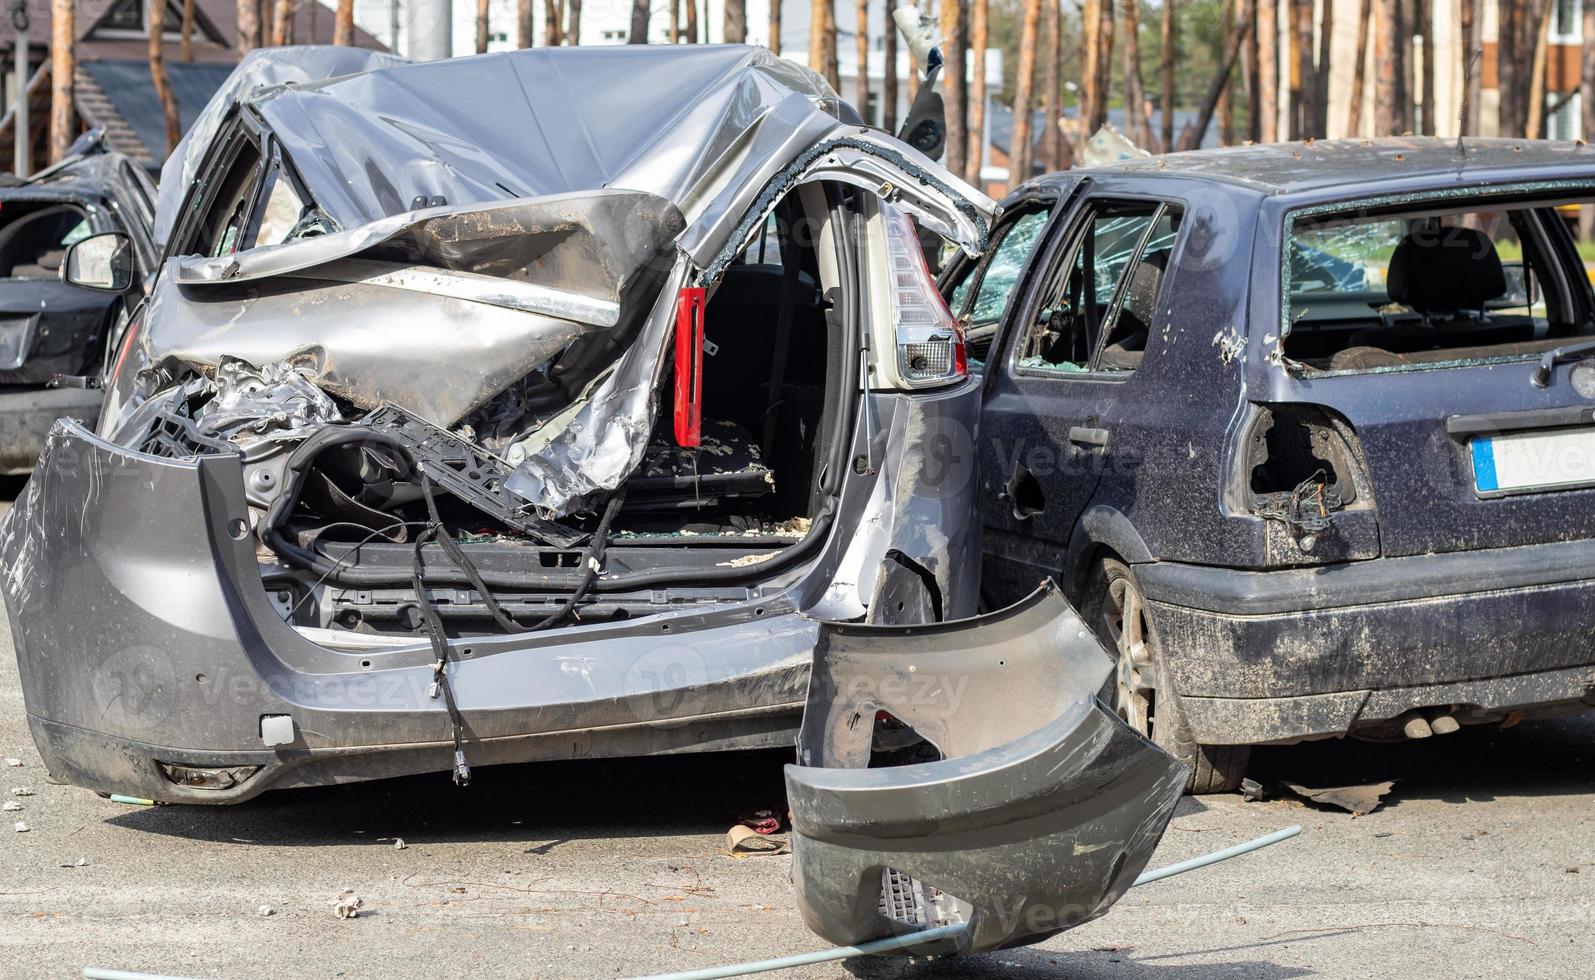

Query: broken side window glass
1018;200;1161;373
1282;192;1595;373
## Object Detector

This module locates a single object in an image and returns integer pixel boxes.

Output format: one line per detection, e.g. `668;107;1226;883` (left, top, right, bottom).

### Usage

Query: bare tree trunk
1460;0;1478;134
1288;0;1314;138
238;0;261;53
1010;0;1042;185
1372;0;1400;135
967;0;988;179
150;0;181;155
684;0;698;42
1183;11;1252;149
1527;0;1551;137
259;0;270;46
770;0;781;53
1582;0;1595;239
1122;0;1147;146
181;0;195;61
670;0;680;42
1082;0;1101;133
49;0;74;163
1257;0;1277;140
567;0;582;44
882;3;896;130
1417;0;1434;134
546;0;564;45
1160;0;1175;151
1346;0;1370;136
856;0;870;119
270;0;291;45
335;0;355;44
519;0;539;47
1314;0;1331;136
1095;0;1114;132
1243;0;1260;141
1218;0;1234;144
1043;0;1063;166
725;0;746;42
476;0;490;50
940;0;967;176
630;0;649;42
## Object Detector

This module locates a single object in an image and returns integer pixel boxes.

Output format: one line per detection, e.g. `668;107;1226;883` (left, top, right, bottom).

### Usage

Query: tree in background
1372;0;1402;135
270;0;292;45
631;0;650;43
1345;0;1369;137
1256;0;1276;141
150;0;181;155
856;0;869;121
685;0;699;42
1122;0;1147;146
1009;0;1040;182
49;0;74;162
1042;0;1063;166
967;0;989;182
477;0;491;51
726;0;747;42
522;0;538;46
336;0;355;43
1216;0;1232;143
567;0;583;44
181;0;196;60
770;0;782;53
1460;0;1479;135
546;0;564;46
237;0;261;53
882;2;897;130
1161;0;1178;150
940;0;967;177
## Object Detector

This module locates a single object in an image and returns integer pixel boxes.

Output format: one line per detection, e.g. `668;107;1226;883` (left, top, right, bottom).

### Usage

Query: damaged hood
129;45;993;516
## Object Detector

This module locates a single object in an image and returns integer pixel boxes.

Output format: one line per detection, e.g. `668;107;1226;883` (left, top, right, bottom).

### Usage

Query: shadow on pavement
1249;713;1595;807
103;748;794;845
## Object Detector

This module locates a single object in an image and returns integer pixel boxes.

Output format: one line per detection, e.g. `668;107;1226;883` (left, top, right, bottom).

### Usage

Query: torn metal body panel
786;583;1185;953
123;190;682;431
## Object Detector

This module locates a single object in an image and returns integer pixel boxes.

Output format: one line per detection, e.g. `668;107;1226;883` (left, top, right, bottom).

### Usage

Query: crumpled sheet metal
152;46;410;250
136;191;683;429
195;359;341;444
784;583;1186;954
249;45;842;231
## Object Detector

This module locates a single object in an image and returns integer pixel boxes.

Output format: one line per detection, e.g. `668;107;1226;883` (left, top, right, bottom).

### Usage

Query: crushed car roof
1079;137;1595;194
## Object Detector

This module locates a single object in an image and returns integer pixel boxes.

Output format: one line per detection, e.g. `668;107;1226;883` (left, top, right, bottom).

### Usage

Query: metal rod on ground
622;825;1304;980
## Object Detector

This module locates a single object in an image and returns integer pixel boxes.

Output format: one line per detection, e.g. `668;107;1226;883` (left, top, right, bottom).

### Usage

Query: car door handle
1068;426;1110;449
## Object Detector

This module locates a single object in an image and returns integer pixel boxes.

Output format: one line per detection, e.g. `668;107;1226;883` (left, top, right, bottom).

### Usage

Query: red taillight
673;286;706;447
882;205;966;386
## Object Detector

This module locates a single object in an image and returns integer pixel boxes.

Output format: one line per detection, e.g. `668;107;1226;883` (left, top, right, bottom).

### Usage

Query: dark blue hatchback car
947;138;1595;792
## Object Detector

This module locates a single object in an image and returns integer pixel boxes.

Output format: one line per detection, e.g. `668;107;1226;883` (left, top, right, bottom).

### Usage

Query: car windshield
1281;191;1595;373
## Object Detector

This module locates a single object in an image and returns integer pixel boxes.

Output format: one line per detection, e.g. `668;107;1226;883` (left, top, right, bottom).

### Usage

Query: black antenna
1457;47;1482;160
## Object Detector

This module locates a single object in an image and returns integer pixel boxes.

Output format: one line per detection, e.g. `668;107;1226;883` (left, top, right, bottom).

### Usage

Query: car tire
1082;556;1250;795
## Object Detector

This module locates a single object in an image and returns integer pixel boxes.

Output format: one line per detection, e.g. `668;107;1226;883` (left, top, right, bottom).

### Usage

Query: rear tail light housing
882;205;967;387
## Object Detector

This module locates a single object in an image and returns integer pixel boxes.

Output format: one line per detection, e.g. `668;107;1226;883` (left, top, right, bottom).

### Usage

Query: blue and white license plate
1471;428;1595;496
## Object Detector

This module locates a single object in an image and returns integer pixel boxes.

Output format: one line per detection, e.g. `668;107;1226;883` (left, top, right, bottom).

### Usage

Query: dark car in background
949;138;1595;792
0;131;155;471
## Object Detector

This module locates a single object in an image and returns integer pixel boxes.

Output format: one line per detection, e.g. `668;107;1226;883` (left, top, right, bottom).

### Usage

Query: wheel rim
1101;574;1156;738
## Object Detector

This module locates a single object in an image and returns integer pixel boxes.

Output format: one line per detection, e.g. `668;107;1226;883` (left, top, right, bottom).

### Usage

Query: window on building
1550;92;1582;141
1551;0;1582;42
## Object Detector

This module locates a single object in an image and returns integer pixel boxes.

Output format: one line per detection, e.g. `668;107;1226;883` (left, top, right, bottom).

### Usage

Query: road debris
10;787;33;796
3;758;21;766
13;820;28;832
2;801;20;811
725;825;787;857
59;857;89;868
393;838;407;850
258;905;274;917
736;809;782;835
332;890;364;919
1282;780;1396;816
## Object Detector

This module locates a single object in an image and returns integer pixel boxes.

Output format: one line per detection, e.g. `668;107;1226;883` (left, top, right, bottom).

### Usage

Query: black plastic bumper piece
785;583;1186;954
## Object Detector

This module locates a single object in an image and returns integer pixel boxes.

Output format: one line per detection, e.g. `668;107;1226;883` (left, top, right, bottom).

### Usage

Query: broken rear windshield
1281;190;1595;373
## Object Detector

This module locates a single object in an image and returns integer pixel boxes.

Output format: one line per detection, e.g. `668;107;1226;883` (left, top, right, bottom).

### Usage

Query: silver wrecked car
1;45;1183;954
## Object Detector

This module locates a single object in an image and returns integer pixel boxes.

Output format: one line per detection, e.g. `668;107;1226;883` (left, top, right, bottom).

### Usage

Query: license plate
1470;427;1595;496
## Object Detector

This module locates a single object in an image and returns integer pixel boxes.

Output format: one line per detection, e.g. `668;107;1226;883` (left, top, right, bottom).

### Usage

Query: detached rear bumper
1137;543;1595;744
786;583;1185;954
0;386;102;472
